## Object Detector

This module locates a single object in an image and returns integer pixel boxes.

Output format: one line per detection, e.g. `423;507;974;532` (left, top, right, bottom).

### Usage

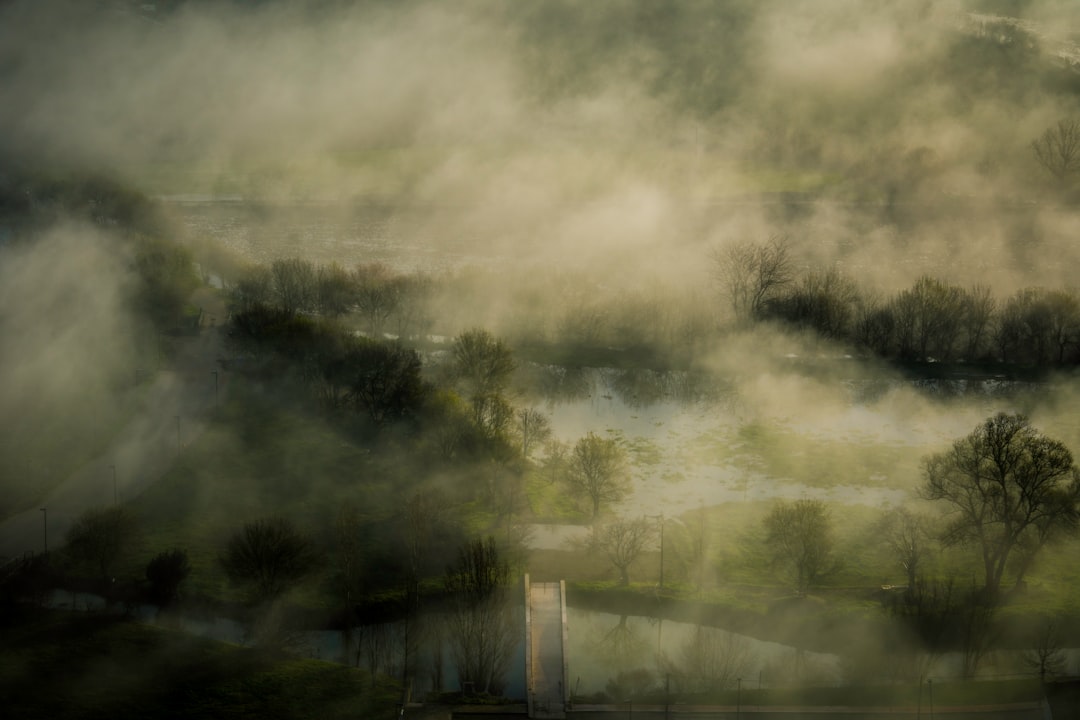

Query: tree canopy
923;413;1080;598
565;431;630;521
763;499;833;593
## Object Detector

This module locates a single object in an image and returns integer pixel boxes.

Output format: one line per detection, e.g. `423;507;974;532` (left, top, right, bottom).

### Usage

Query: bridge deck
526;579;566;719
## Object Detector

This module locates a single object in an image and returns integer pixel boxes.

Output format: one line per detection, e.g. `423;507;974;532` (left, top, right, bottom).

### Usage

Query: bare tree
517;407;552;459
315;261;355;317
391;273;434;340
220;517;318;603
1022;618;1067;682
960;284;996;361
565;431;631;520
230;265;274;314
1032;118;1080;185
769;267;860;339
270;258;316;316
712;236;792;322
542;438;569;484
1043;289;1080;363
444;536;518;695
853;294;896;357
353;262;398;336
923;413;1080;598
763;499;833;593
891;276;966;361
879;507;933;592
590;517;654;586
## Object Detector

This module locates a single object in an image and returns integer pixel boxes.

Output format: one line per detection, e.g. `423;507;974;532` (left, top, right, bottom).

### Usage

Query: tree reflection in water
591;614;652;673
659;624;757;694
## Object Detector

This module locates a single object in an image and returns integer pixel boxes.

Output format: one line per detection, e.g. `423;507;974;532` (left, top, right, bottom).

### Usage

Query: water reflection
564;607;840;698
524;364;733;411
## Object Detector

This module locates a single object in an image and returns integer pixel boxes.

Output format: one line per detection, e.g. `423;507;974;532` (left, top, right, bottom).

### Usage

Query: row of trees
52;502;520;694
229;286;641;520
43;411;1079;690
716;238;1080;364
583;414;1079;607
225;257;716;364
762;413;1080;602
231;259;434;339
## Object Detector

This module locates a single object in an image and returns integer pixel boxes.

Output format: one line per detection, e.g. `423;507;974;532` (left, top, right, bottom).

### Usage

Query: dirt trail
0;287;230;560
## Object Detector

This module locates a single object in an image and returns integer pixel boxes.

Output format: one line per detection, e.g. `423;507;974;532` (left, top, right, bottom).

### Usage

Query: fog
5;0;1080;712
5;0;1080;292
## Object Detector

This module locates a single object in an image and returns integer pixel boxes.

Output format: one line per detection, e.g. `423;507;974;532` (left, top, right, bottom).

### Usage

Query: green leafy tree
712;236;792;322
1032;118;1080;185
590;517;654;586
763;499;833;593
451;328;516;432
922;413;1080;598
566;432;630;520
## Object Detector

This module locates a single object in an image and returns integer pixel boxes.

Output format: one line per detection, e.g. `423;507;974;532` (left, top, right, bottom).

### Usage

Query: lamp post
110;464;117;504
39;507;47;554
211;370;219;406
928;678;934;720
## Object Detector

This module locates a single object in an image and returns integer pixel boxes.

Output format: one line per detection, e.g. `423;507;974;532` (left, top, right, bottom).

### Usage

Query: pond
565;607;840;697
44;589;1080;698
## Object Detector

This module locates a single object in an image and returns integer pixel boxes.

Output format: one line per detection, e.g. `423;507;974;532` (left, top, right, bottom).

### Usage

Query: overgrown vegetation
0;609;401;720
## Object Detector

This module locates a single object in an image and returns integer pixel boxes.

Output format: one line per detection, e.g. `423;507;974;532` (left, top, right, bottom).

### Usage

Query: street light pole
39;507;47;554
928;678;934;720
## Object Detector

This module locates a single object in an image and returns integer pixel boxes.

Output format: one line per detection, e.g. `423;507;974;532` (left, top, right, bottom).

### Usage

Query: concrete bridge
524;575;569;719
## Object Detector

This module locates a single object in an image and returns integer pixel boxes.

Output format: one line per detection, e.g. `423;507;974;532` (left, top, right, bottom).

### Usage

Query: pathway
526;577;568;719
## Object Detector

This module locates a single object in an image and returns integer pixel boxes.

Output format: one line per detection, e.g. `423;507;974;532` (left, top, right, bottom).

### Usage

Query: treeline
225;256;716;369
226;262;539;475
767;274;1080;365
717;239;1080;367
